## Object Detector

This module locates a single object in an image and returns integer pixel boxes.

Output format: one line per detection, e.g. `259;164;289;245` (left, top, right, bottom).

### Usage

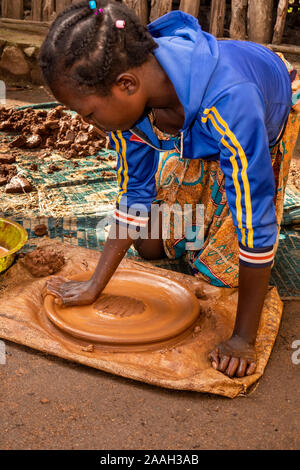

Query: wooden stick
209;0;226;38
230;0;248;40
56;0;73;15
42;0;56;22
150;0;172;22
0;18;50;27
179;0;200;17
248;0;274;44
272;0;289;45
267;42;300;54
219;37;300;55
32;0;42;21
1;0;24;20
122;0;148;25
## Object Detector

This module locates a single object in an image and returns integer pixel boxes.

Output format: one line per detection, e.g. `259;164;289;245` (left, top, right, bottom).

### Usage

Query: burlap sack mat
0;240;283;398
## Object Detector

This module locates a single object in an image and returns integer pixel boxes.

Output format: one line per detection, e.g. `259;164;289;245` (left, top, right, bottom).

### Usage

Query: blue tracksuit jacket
109;11;292;268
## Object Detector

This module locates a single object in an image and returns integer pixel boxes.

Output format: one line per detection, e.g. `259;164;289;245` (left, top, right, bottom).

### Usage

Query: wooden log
150;0;172;22
229;0;248;40
248;0;274;44
2;0;24;20
122;0;148;25
272;0;289;45
56;0;73;15
0;18;50;35
42;0;56;21
209;0;226;37
179;0;200;17
219;37;300;55
267;42;300;55
31;0;42;21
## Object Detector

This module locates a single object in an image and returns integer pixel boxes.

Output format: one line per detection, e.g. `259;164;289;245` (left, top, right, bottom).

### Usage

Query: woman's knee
134;238;165;260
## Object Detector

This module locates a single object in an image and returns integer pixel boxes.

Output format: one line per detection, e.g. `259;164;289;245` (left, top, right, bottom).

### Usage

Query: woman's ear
115;73;139;96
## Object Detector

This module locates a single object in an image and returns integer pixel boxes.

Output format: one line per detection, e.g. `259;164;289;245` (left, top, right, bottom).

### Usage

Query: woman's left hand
44;276;99;307
209;335;257;378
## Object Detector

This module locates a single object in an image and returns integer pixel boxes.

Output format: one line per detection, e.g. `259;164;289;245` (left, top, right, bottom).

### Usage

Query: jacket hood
148;11;219;131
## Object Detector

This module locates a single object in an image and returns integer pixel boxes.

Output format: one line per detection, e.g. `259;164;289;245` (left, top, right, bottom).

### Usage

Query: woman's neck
143;55;182;111
141;55;185;133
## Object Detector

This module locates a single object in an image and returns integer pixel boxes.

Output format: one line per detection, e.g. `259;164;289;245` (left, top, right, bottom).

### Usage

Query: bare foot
209;335;257;378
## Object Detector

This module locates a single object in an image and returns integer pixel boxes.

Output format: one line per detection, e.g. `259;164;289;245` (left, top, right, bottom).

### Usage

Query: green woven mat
282;184;300;226
2;102;300;298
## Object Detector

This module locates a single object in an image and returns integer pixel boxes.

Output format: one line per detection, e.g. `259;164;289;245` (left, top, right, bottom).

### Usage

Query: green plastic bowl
0;218;28;273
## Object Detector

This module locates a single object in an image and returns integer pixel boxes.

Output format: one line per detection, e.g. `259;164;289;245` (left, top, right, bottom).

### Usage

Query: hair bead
115;20;126;29
89;1;96;10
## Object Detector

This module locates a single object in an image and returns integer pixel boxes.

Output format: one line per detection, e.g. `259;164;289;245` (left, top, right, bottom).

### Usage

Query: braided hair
38;0;158;96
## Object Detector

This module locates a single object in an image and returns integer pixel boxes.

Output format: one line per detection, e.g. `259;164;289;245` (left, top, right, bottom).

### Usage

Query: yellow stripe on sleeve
110;131;123;191
202;112;246;245
210;107;253;247
116;131;128;203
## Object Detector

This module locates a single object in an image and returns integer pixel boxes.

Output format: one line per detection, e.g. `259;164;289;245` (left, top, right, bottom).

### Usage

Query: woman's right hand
44;276;100;307
43;223;134;308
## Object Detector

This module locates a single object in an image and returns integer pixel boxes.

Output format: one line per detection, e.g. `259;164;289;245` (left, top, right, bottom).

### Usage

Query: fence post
56;0;73;15
179;0;200;17
230;0;248;40
1;0;24;19
32;0;42;21
42;0;56;21
122;0;148;25
272;0;289;45
150;0;172;22
248;0;274;44
209;0;226;37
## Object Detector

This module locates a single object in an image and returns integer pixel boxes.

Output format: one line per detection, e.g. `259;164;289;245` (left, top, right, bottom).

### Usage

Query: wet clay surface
21;244;65;277
43;269;200;351
94;294;145;317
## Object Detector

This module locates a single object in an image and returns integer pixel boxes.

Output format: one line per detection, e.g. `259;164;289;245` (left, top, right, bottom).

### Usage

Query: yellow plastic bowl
0;218;28;274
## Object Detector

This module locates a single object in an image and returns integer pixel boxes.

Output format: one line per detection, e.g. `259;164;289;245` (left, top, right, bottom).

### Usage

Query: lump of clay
44;119;60;130
34;224;48;237
21;245;65;277
0;106;108;159
9;135;27;148
26;134;42;149
5;175;34;193
0;154;16;164
47;163;61;174
65;130;75;143
0;164;17;181
75;132;89;145
0;120;13;131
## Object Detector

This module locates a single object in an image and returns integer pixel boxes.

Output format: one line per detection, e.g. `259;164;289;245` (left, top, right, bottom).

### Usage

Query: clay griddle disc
43;268;200;348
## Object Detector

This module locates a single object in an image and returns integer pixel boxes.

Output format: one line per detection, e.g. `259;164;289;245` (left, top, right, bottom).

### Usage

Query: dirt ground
0;83;299;451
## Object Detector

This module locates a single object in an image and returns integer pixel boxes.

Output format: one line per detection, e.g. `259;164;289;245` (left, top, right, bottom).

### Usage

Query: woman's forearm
233;264;272;343
89;223;133;294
